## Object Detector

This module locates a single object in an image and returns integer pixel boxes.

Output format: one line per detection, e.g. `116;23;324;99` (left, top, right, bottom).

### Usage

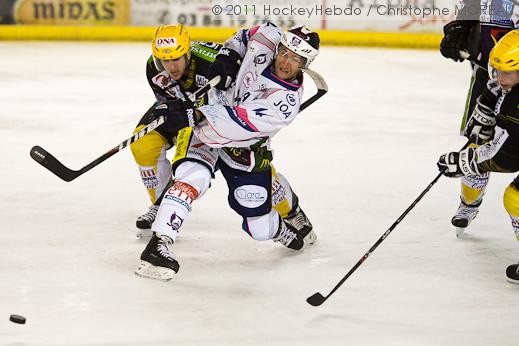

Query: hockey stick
459;50;488;71
300;68;328;111
30;76;221;182
151;69;328;207
307;142;470;307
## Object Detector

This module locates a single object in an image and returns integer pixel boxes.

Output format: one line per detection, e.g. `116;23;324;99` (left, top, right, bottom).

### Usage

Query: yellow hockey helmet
152;24;191;60
489;30;519;72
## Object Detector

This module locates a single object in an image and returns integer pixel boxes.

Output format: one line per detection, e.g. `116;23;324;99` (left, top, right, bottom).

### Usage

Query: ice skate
273;216;316;251
284;205;317;246
506;263;519;284
273;220;303;250
135;233;179;281
451;201;480;237
135;205;159;238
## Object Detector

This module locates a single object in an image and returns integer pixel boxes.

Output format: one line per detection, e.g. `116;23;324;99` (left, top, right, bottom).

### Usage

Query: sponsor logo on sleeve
254;54;267;66
196;75;209;87
243;71;256;88
152;71;172;88
225;106;258;132
476;126;509;162
198;41;219;49
219;48;230;56
253;108;268;117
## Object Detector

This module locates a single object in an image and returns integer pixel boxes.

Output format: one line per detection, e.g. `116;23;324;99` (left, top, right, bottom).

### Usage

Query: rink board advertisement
0;0;460;32
0;0;130;25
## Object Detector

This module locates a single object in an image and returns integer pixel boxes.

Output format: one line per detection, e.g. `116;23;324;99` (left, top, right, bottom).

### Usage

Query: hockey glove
440;20;478;62
207;48;242;90
464;98;496;144
437;148;480;177
155;98;197;134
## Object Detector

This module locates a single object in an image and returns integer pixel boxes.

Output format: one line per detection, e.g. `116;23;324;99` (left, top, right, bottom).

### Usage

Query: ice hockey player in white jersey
135;23;320;281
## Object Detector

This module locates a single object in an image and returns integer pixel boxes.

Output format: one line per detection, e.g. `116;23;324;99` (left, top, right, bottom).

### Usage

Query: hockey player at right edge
440;0;516;232
437;30;519;284
135;23;320;280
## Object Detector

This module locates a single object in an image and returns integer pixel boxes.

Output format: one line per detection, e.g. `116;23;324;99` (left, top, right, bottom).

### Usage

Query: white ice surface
0;42;518;345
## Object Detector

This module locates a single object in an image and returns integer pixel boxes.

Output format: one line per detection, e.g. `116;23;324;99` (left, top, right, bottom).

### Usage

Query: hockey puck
9;314;26;324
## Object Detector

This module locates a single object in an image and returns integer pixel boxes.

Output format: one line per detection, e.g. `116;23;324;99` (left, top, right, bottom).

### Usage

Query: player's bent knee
242;211;279;241
271;168;293;218
174;161;211;196
504;183;519;218
130;127;169;166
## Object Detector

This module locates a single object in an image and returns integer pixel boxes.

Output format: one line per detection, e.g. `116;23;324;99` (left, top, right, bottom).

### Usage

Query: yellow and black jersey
146;41;222;107
135;41;221;143
477;80;519;173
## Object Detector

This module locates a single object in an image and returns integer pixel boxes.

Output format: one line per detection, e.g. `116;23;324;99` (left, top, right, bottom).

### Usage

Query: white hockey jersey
194;22;304;148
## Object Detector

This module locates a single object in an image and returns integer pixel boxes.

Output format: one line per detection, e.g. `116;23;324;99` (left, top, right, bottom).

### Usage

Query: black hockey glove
440;20;478;62
437;148;480;177
155;98;197;134
207;48;242;90
464;98;496;144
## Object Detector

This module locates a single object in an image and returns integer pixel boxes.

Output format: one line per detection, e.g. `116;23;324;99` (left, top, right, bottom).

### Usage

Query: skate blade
454;227;465;238
506;277;519;284
304;230;317;246
136;228;153;239
134;261;176;281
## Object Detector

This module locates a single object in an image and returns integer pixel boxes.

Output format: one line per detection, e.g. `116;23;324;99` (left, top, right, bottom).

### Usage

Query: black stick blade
306;292;326;306
30;146;79;182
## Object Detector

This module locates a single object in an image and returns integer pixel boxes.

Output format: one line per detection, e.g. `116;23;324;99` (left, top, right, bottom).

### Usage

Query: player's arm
193;90;301;147
437;85;507;177
146;55;173;103
440;0;479;62
437;125;512;177
464;82;499;143
207;24;264;90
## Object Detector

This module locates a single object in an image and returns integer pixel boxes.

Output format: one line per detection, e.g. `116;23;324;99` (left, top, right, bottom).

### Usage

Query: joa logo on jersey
156;37;177;49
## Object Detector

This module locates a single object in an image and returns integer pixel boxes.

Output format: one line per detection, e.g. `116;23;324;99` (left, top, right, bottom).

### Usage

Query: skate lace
455;206;478;220
274;225;298;246
138;205;159;222
287;207;309;230
292;211;308;229
157;236;176;261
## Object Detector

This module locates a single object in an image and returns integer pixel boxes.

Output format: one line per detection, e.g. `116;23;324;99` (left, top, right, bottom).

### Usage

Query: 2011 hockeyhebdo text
210;3;457;19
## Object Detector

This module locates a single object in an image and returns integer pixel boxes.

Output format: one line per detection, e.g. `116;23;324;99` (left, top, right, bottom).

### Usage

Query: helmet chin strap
181;55;191;77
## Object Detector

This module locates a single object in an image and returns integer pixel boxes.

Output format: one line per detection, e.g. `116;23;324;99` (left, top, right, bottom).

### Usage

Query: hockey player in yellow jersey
130;24;221;238
437;30;519;284
439;1;519;231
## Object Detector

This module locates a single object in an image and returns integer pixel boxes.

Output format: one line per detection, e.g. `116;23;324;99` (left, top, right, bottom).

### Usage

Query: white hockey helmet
278;26;320;68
